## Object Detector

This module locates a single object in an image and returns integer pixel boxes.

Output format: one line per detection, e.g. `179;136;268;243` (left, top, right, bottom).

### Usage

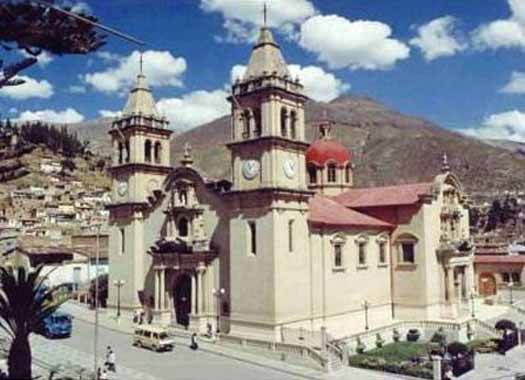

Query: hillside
67;117;114;157
170;95;525;193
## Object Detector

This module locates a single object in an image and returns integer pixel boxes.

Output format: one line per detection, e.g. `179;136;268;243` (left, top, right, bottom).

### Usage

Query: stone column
191;272;197;315
197;266;205;315
154;269;160;310
447;267;455;303
160;267;165;310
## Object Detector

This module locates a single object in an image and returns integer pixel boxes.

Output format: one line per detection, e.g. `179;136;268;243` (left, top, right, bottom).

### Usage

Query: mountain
483;139;525;157
171;95;525;193
67;117;114;157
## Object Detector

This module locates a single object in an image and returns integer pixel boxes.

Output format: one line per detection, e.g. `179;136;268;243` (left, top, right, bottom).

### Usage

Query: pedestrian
206;323;213;338
97;366;108;380
190;333;199;350
133;309;138;324
105;347;116;372
443;364;454;380
139;310;144;325
147;312;153;325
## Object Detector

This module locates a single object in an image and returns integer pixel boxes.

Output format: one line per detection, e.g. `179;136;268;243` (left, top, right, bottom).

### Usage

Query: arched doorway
479;273;497;297
173;274;191;327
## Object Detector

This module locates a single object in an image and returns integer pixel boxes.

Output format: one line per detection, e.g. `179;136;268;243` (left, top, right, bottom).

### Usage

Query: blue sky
1;0;525;142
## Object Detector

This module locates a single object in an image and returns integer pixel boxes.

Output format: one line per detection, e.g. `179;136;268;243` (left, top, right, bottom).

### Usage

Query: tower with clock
107;70;173;309
226;23;314;339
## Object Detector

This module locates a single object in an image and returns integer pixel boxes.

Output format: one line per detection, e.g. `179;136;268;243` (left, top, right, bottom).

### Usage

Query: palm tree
0;265;68;380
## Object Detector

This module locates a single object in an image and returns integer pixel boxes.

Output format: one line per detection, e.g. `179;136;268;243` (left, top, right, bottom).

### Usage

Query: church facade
107;26;475;341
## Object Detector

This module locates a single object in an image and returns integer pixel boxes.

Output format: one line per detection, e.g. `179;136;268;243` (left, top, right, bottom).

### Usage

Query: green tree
0;0;106;88
0;266;68;380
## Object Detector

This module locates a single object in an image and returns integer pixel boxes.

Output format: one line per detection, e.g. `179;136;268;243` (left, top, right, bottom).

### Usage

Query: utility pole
93;223;100;377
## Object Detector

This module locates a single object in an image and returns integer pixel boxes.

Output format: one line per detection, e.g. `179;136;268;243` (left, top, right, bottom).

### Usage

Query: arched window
154;141;162;164
179;189;188;205
253;107;262;137
145;140;152;162
125;140;130;163
290;111;297;139
178;217;189;237
331;234;346;270
242;110;251;139
327;163;337;183
118;142;123;164
280;108;288;137
345;164;351;183
308;165;317;184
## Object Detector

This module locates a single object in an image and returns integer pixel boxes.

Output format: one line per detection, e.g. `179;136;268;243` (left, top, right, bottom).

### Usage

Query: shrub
393;328;401;342
495;319;516;331
447;341;469;357
356;338;366;354
430;327;446;346
376;333;385;348
407;329;420;342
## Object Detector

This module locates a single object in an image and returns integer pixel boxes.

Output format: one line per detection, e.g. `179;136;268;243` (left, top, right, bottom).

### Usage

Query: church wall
303;227;393;338
229;207;277;338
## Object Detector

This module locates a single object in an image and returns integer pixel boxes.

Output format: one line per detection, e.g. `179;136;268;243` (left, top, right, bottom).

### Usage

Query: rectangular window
248;221;257;256
379;242;386;264
119;228;125;255
288;220;294;253
401;243;415;264
334;244;342;268
502;272;510;283
511;272;521;284
358;243;367;266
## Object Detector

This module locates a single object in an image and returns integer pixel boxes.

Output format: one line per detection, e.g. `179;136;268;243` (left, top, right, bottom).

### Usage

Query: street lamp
212;287;225;334
362;300;369;331
509;281;514;305
470;288;476;318
93;223;101;377
113;280;126;320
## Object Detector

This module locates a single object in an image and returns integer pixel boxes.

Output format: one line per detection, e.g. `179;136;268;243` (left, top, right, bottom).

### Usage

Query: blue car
37;311;73;339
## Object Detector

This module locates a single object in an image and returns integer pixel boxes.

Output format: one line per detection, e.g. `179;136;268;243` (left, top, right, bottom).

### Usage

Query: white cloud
409;16;467;61
68;85;87;94
231;64;349;102
17;108;85;124
464;110;525;142
501;71;525;94
201;0;316;43
472;0;525;50
0;76;53;100
157;89;230;131
98;109;122;118
19;50;53;67
299;15;410;70
83;50;187;93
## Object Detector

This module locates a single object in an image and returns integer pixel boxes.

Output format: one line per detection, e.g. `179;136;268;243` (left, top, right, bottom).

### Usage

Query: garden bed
349;342;433;379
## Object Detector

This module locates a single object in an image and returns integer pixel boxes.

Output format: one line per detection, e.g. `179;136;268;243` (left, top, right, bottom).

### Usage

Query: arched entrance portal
174;274;192;327
479;273;497;297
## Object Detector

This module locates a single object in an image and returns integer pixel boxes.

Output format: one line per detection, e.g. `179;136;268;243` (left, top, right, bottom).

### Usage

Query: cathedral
107;24;475;340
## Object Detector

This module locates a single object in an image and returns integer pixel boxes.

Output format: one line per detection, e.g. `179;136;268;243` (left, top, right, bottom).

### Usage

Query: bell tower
107;67;173;309
227;25;309;192
227;21;313;340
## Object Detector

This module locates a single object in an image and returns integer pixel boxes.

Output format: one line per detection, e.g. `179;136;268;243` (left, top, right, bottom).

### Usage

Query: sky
1;0;525;142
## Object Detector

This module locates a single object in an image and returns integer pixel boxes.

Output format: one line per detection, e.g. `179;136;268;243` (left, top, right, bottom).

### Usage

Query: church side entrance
173;274;192;328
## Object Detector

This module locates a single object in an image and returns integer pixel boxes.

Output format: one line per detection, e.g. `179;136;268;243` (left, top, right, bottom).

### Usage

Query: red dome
306;139;351;167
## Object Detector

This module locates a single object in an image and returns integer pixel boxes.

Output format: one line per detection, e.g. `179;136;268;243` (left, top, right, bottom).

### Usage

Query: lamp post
362;300;369;331
93;223;101;377
212;287;225;334
509;281;514;305
470;288;476;318
113;280;126;320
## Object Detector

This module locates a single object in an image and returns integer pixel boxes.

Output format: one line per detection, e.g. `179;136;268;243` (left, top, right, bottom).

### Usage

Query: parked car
36;310;73;339
133;326;174;352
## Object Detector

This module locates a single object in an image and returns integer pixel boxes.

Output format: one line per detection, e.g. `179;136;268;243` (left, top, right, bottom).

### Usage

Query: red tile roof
306;139;351;167
308;195;392;229
334;182;433;208
475;255;525;264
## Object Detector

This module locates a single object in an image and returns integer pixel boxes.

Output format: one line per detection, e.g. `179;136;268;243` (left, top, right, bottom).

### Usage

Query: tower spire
139;52;144;75
441;152;450;173
263;2;267;27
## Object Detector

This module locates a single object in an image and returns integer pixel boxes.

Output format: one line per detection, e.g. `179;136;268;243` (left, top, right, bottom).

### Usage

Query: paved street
32;318;307;380
460;346;525;380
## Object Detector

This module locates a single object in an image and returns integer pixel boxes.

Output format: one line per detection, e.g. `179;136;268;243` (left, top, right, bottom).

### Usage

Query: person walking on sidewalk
97;367;108;380
105;346;116;372
190;333;199;350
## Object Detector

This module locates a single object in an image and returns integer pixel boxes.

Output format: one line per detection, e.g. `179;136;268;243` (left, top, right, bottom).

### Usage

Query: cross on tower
263;2;267;26
139;52;144;75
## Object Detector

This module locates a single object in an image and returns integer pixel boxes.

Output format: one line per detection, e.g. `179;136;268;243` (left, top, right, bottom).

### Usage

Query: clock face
117;181;128;197
242;160;260;180
283;158;297;179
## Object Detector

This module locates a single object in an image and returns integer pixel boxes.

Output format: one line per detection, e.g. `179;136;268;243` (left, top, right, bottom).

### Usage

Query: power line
32;0;146;47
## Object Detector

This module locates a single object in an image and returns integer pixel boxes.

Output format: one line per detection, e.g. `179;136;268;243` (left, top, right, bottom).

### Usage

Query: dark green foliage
0;0;105;87
16;121;86;157
495;319;517;331
447;341;469;356
0;265;69;380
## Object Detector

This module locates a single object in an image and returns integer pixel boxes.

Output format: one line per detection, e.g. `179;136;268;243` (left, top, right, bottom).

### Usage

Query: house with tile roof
106;24;474;341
